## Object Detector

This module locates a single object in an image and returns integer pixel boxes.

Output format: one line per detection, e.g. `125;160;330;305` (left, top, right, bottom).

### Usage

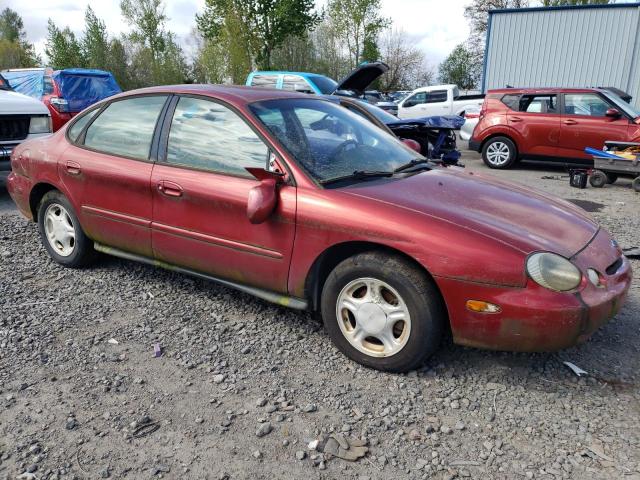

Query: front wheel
589;170;607;188
321;252;445;372
482;136;517;169
37;190;95;267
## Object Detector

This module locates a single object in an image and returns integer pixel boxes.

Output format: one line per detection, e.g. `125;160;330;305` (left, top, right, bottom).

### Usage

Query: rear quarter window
501;94;521;111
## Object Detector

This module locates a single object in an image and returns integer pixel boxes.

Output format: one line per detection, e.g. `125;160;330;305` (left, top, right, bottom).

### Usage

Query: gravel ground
0;151;639;480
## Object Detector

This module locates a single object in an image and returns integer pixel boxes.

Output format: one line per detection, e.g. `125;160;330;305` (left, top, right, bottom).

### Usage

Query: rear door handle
65;161;81;175
563;119;578;125
509;116;522;123
157;180;183;198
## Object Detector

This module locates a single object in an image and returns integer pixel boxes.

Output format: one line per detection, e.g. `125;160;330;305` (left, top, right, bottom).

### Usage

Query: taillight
50;97;70;113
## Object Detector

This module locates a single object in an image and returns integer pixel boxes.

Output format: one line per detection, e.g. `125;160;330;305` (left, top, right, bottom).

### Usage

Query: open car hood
333;62;389;96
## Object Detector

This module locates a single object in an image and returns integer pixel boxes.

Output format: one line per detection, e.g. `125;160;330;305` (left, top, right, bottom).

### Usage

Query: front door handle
563;119;578;125
65;161;81;176
157;180;183;198
509;116;523;123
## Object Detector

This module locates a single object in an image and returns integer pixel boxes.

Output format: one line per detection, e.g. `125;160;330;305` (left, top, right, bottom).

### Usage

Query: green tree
106;38;130;89
438;43;479;90
326;0;389;68
82;6;110;69
0;8;40;68
196;0;319;70
121;0;188;86
45;19;85;69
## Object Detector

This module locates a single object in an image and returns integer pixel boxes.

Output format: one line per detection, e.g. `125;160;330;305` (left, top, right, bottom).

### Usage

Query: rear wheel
482;136;517;169
632;176;640;193
589;170;607;188
37;190;95;267
321;252;445;372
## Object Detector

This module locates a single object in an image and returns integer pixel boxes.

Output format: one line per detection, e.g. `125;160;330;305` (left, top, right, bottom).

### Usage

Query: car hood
386;115;465;130
342;168;598;258
0;89;49;115
333;62;389;96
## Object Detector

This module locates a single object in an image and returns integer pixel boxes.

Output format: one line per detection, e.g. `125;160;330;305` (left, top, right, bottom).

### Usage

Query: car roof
488;87;604;95
110;84;322;105
248;71;327;79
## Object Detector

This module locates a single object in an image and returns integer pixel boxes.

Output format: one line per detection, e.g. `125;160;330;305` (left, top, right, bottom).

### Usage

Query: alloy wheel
486;141;511;166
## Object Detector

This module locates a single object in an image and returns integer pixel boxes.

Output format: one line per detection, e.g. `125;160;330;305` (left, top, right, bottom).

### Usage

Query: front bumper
437;231;632;352
6;171;33;219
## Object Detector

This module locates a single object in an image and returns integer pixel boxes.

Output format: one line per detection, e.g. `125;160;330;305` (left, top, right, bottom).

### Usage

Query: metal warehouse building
482;3;640;108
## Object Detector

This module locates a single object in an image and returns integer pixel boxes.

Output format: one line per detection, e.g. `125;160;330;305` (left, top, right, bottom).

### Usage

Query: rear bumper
468;139;481;152
6;171;33;219
437;246;632;352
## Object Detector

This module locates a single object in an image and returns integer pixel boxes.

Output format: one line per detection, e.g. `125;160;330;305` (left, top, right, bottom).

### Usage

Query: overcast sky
5;0;472;67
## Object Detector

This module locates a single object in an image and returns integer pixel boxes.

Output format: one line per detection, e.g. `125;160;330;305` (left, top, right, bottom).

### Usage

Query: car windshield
310;75;338;94
602;90;640;119
250;98;422;185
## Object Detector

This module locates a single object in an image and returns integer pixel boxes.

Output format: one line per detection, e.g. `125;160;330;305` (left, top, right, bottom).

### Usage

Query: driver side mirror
245;167;285;224
605;108;621;119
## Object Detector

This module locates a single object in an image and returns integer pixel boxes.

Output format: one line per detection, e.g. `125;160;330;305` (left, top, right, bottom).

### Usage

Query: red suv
470;87;640;169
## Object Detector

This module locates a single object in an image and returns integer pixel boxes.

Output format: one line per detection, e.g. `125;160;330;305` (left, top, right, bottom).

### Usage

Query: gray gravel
0;151;639;480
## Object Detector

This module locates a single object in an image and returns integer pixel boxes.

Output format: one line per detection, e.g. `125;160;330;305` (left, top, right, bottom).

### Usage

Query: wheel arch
304;241;447;317
480;132;519;156
29;182;59;221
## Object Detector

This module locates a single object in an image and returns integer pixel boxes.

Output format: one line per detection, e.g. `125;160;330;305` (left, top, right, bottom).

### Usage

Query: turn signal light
466;300;501;314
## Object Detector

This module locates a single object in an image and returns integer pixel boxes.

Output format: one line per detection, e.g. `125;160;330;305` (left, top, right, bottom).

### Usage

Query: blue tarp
52;69;121;112
2;70;46;99
387;115;466;130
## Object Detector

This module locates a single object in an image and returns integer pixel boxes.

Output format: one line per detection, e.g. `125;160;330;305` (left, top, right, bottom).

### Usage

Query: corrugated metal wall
483;5;640;108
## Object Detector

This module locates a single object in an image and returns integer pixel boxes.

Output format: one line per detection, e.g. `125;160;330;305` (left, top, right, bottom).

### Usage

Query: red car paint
42;79;74;132
471;87;640;164
6;85;632;352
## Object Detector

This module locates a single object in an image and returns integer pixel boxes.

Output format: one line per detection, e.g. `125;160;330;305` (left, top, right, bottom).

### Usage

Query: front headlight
526;252;582;292
29;116;51;134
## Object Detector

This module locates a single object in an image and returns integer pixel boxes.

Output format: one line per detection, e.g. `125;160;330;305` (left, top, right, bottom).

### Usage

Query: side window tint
251;74;279;89
84;96;167;160
166;97;268;176
501;94;520;111
68;108;99;142
426;90;448;103
519;95;557;114
564;94;610;116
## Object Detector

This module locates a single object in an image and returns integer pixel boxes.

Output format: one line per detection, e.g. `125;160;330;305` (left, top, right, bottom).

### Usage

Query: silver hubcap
486;141;511;166
336;277;411;358
44;203;76;257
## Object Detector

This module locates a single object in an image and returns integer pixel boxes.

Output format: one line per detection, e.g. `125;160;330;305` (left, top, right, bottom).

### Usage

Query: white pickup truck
397;84;485;119
0;73;51;174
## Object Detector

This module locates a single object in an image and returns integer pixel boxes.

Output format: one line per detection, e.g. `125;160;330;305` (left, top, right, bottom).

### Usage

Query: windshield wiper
321;170;393;185
393;158;433;173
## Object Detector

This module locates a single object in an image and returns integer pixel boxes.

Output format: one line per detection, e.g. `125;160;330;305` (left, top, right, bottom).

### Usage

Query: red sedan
7;85;632;372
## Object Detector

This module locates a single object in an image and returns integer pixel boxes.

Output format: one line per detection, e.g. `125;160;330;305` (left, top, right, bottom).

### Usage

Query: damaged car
7;85;632;372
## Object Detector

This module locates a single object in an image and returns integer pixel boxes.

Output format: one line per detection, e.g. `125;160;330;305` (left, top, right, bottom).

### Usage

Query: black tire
320;252;445;373
482;136;517;169
589;170;607;188
632;176;640;193
606;173;618;184
37;190;95;267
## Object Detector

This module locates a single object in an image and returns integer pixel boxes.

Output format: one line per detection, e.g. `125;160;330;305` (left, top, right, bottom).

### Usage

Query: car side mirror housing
605;108;621;118
245;167;284;224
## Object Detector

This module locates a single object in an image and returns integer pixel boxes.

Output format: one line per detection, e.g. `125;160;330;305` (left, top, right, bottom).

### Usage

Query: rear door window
519;94;557;114
426;90;448;103
282;75;313;93
564;93;610;117
251;74;279;89
83;95;167;160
